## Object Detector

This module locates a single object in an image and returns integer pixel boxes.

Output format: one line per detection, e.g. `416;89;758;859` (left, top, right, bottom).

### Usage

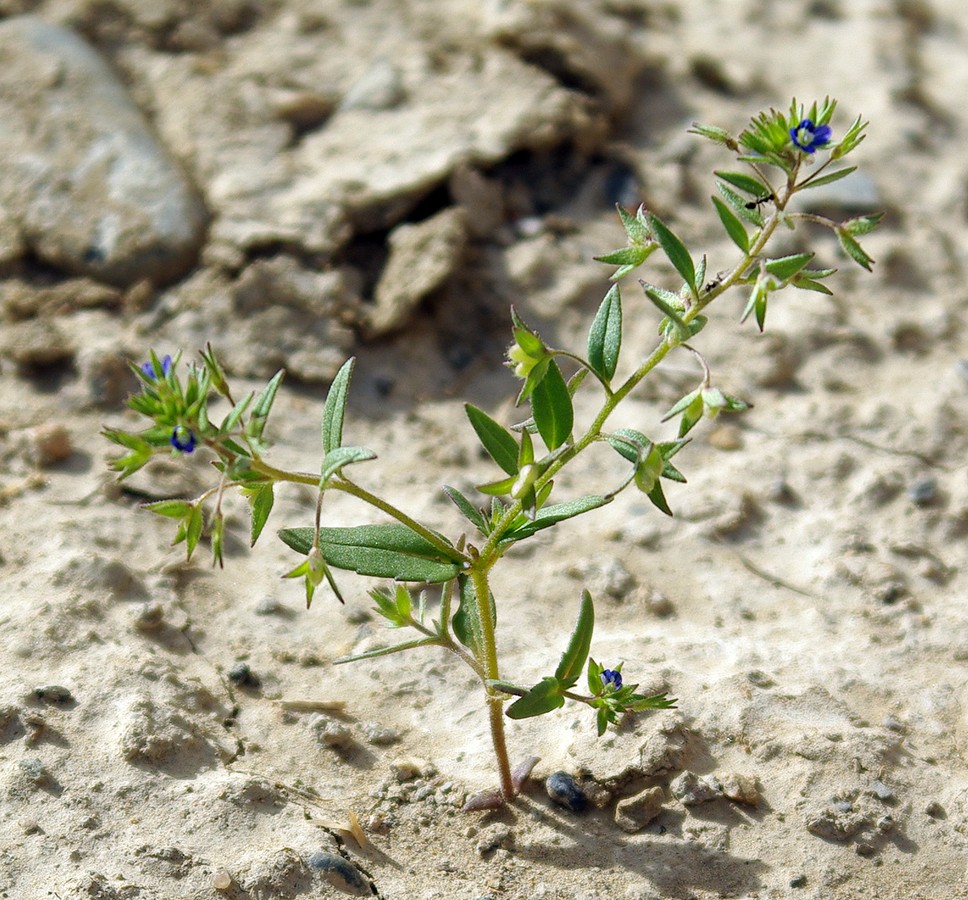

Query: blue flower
170;425;196;453
600;669;622;691
790;119;832;154
141;355;173;379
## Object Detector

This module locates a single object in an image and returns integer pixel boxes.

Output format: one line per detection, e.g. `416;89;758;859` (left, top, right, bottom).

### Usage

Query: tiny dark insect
745;193;775;210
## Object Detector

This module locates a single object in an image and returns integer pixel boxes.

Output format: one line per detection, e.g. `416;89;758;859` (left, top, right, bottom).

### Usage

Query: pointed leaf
765;252;814;280
219;392;253;435
714;170;769;196
335;636;440;665
321;358;356;453
593;246;650;267
186;504;204;561
799;165;857;190
530;360;573;451
501;494;611;544
647;480;673;516
465;404;520;476
554;590;595;688
278;523;462;583
248;369;285;442
505;677;565;719
587;284;622;381
841;212;883;236
443;485;488;533
321;446;377;483
249;484;274;546
712;196;750;253
647;214;695;294
617;204;650;242
718;182;764;227
836;228;875;271
142;499;193;519
453;574;496;658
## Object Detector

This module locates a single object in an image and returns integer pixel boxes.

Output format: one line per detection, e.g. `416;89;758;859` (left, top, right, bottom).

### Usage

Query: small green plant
105;99;877;808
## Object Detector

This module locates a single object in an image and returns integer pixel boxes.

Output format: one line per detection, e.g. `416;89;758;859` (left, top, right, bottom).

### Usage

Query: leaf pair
506;590;594;719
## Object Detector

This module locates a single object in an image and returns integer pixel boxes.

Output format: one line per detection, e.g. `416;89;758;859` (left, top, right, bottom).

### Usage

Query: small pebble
907;477;937;506
545;772;586;813
476;823;514;856
228;662;261;689
32;685;74;705
869;779;894;802
615;786;665;833
19;758;48;784
306;851;370;896
671;771;723;806
391;757;430;782
312;716;354;750
28;423;72;466
212;869;233;891
361;722;400;746
925;801;946;819
789;874;807;888
133;602;165;633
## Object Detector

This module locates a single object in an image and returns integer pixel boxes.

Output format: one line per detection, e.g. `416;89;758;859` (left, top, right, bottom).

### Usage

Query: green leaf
799;165;857;190
501;494;611;544
641;284;689;342
335;636;440;664
321;357;356;453
841;212;883;236
647;214;696;295
687;122;739;150
465;404;520;476
443;485;488;533
791;276;834;295
587;284;622;382
606;428;649;464
714;170;770;196
219;392;253;435
712;196;750;254
593;246;651;268
530;360;573;451
554;590;594;688
617;204;651;242
249;484;274;546
248;369;285;442
185;504;204;561
836;228;875;271
717;182;764;227
278;523;462;583
453;574;496;658
765;252;814;280
142;499;193;519
647;480;673;516
475;475;518;497
505;677;565;719
320;446;377;483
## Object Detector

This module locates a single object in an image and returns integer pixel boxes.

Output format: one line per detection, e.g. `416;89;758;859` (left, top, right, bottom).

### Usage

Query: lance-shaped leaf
321;358;355;453
335;636;440;665
248;369;285;443
142;499;193;519
618;204;651;242
712;196;750;254
465;404;519;476
443;485;488;533
500;494;611;544
587;284;622;381
647;214;696;295
248;484;274;546
279;523;462;583
765;252;814;281
531;360;573;451
714;170;770;197
718;181;764;227
554;590;594;688
219;392;253;435
453;574;496;658
841;212;883;236
642;283;690;342
687;122;739;150
798;165;857;190
646;479;673;516
505;677;565;719
836;227;875;271
320;446;377;484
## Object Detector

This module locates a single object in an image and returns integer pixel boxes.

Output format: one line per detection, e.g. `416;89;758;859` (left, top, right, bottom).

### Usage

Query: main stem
470;565;515;801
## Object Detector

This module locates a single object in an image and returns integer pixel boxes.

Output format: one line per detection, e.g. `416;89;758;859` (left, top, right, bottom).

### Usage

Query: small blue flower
600;669;622;691
141;355;173;379
790;119;832;154
170;425;196;453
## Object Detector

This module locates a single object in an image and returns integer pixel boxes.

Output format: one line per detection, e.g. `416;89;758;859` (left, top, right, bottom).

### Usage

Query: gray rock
340;57;406;111
367;207;468;336
1;318;74;367
475;823;514;856
670;771;723;806
0;16;207;286
615;786;665;833
307;852;371;896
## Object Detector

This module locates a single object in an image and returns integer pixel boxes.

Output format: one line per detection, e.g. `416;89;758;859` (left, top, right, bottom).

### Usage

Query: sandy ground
1;0;968;898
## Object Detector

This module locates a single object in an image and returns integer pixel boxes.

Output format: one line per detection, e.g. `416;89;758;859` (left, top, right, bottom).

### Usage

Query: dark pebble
545;771;586;813
227;663;260;689
907;477;937;506
790;874;807;889
32;685;74;705
306;852;370;896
